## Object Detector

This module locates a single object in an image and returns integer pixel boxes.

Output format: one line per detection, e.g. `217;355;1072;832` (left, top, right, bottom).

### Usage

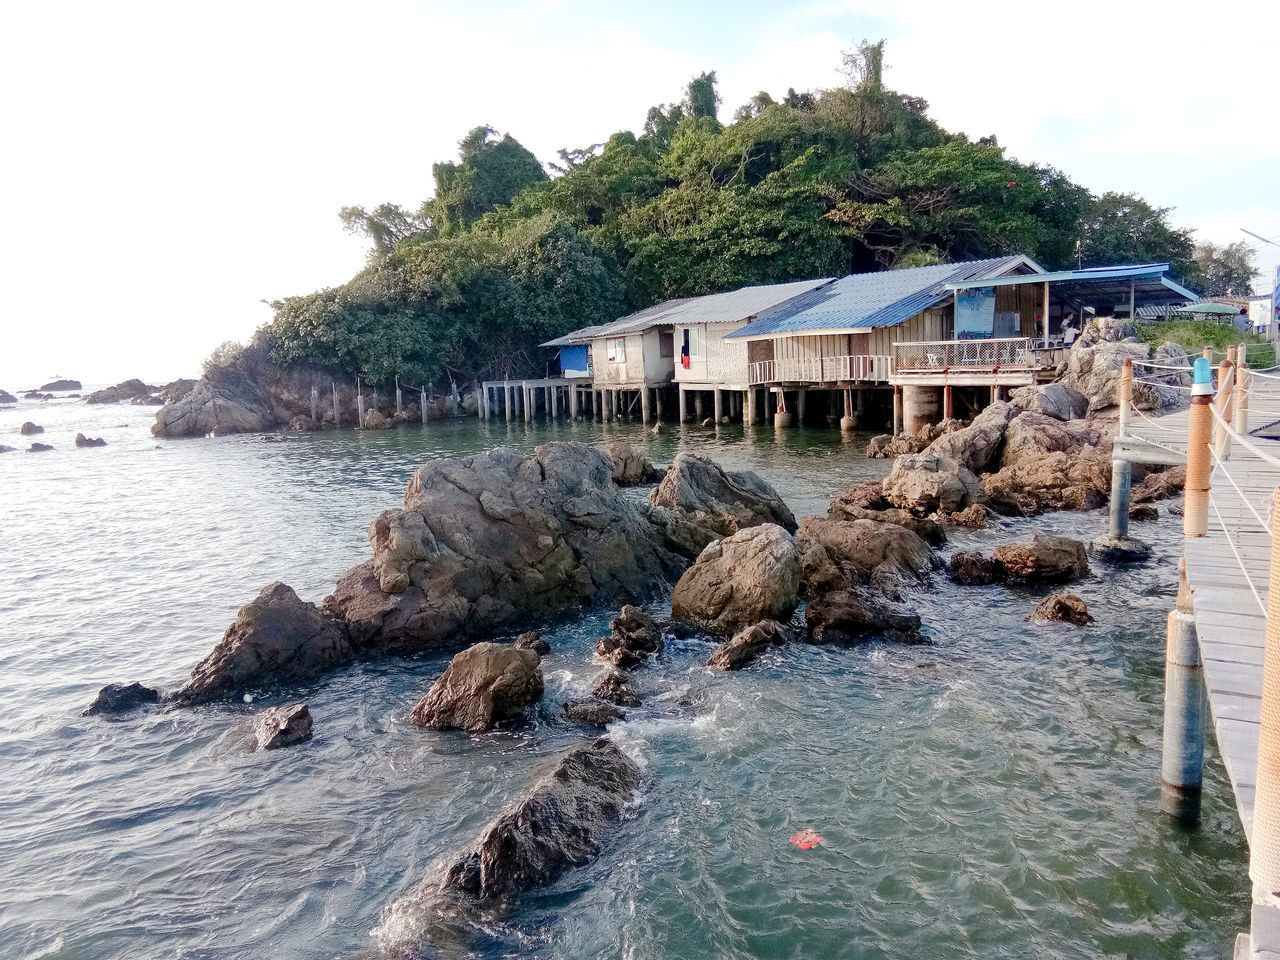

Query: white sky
1;0;1276;387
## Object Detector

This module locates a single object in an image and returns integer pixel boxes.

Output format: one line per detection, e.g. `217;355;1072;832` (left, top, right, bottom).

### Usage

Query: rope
1129;404;1183;434
1210;495;1269;617
1132;358;1194;371
1209;445;1274;536
1208;403;1280;469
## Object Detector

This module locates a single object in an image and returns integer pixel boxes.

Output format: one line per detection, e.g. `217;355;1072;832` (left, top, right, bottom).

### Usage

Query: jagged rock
28;442;53;452
671;525;801;637
289;415;320;432
797;516;933;599
1008;383;1089;422
829;480;892;512
0;445;14;453
924;402;1018;472
1133;466;1185;503
707;620;789;670
866;419;960;459
23;391;53;400
409;642;543;732
993;534;1089;583
805;586;922;644
75;433;107;448
999;413;1112;470
323;443;684;654
1060;332;1188;414
20;421;43;435
362;409;389;429
252;702;313;750
376;739;641;951
647;452;796;556
0;389;15;404
935;504;989;528
82;682;160;716
562;699;625;726
1027;593;1093;625
1091;534;1152;565
172;582;352;706
39;379;81;391
606;441;658;486
948;551;1006;586
1130;504;1159;521
152;380;273;437
158;378;197;403
592;666;641;706
981;450;1112;515
514;631;550;655
825;503;946;545
883;452;984;514
596;605;663;667
86;379;157;404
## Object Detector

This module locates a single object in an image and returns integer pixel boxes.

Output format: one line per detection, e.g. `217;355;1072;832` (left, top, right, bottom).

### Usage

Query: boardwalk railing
892;336;1034;373
746;355;893;385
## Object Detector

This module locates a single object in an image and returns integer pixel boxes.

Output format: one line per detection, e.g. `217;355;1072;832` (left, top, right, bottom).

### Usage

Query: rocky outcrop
596;605;663;668
82;682;160;716
1027;593;1093;625
647;453;796;556
829;480;891;512
1133;466;1185;503
376;738;640;952
936;504;989;528
948;551;1005;586
866;419;960;459
707;620;789;670
670;525;801;637
75;433;107;448
606;441;658;486
825;502;945;546
992;534;1089;583
592;667;641;706
409;642;543;732
152;380;274;437
86;379;158;404
1008;383;1089;422
20;421;43;435
40;379;81;391
28;443;53;452
562;699;625;726
514;631;549;655
883;452;983;515
924;402;1018;473
978;412;1114;515
797;516;933;599
0;389;16;404
998;412;1112;469
1059;332;1188;415
805;586;922;644
324;443;684;654
252;702;313;750
172;582;352;706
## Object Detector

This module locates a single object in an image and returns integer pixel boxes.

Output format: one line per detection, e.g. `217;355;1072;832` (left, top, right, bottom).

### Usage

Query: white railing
893;336;1034;373
747;355;893;385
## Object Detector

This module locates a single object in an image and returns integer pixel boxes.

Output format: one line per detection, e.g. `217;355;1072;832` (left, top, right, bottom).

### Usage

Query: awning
945;262;1197;309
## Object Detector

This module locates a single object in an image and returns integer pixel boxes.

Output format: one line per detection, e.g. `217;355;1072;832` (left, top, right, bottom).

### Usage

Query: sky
1;0;1277;387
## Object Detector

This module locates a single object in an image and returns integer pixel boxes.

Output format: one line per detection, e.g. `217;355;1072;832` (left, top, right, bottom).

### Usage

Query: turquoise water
0;395;1250;959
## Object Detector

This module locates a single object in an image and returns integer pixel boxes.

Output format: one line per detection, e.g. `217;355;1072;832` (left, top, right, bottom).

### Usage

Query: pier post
422;387;428;425
656;390;665;420
1160;558;1206;823
840;387;855;433
1234;348;1249;445
356;377;365;429
892;386;902;436
1108;359;1134;540
745;388;755;427
569;383;578;419
551;384;559;419
641;385;651;424
395;376;402;416
678;386;687;423
310;385;319;422
1184;357;1215;538
524;383;533;423
713;389;723;424
797;388;807;424
1249;489;1280;916
943;384;953;421
774;389;792;428
1216;357;1237;460
694;392;704;420
595;389;603;422
332;382;339;428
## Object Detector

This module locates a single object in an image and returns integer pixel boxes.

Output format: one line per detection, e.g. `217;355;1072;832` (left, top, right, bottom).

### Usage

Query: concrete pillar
745;388;755;427
310;385;319;422
797;388;807;424
550;384;558;419
524;383;533;423
395;377;403;416
504;383;512;422
356;379;365;429
678;386;687;423
892;386;902;436
694;392;705;420
840;387;855;433
641;385;651;424
596;389;604;422
1160;558;1206;823
713;389;723;424
656;390;665;420
1108;360;1134;540
773;388;792;428
422;387;429;425
902;384;942;435
569;384;578;419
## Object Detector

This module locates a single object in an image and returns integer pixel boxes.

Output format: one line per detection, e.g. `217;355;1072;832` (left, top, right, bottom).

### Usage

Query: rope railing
1208;402;1280;470
1209;494;1269;616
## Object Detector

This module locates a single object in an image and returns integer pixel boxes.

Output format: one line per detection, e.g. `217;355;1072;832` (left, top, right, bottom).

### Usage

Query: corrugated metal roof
540;278;833;347
724;256;1030;340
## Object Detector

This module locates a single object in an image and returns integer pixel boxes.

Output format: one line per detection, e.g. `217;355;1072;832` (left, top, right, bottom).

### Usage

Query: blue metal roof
725;256;1031;340
945;261;1198;305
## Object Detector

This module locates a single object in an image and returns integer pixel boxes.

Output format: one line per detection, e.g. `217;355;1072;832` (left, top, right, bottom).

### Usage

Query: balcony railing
893;336;1035;374
747;355;893;386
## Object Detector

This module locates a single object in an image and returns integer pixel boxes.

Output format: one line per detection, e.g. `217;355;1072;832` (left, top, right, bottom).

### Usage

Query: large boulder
172;582;352;706
980;450;1112;516
251;702;313;750
0;389;15;404
323;443;684;654
707;620;789;670
596;605;663;668
1008;383;1089;422
670;524;801;637
40;379;81;391
85;378;157;404
992;534;1089;583
883;452;983;515
20;421;43;435
592;667;641;706
409;642;543;731
923;402;1018;472
948;551;1006;586
1059;335;1187;414
998;413;1112;469
647;453;796;556
829;480;891;512
605;441;658;486
1133;465;1185;503
805;586;922;644
152;381;274;437
797;516;933;599
866;419;960;459
376;738;641;951
562;699;626;726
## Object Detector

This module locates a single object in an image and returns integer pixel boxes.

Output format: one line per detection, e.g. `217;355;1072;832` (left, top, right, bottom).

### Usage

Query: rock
1133;466;1185;503
924;402;1019;472
152;380;273;438
1027;593;1093;625
671;525;802;637
650;423;662;435
606;441;658;485
362;409;389;429
27;442;53;452
829;480;891;512
82;682;160;716
805;586;922;644
75;433;107;448
992;534;1089;583
999;413;1112;469
85;379;157;404
825;502;946;545
323;443;684;654
562;699;625;726
0;445;14;453
707;620;789;670
377;739;641;950
252;702;313;750
592;667;641;706
158;378;197;403
1008;383;1089;422
646;452;796;556
701;418;714;427
1169;500;1184;516
935;504;989;528
1059;335;1187;414
23;391;53;400
288;415;320;432
981;450;1112;516
797;516;933;598
948;551;1006;586
1129;504;1159;522
172;582;352;706
514;630;550;655
20;421;43;435
1091;534;1152;565
866;419;960;458
39;379;81;391
409;642;543;731
0;389;16;404
883;452;983;514
595;605;663;667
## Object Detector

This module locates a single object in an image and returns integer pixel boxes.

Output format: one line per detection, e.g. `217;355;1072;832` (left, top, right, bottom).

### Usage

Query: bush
1135;319;1273;368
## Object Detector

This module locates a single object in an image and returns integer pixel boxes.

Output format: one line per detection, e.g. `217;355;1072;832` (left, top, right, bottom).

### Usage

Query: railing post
1160;557;1206;823
1250;487;1280;918
1108;359;1134;540
1235;346;1250;445
1184;358;1215;537
1214;359;1236;457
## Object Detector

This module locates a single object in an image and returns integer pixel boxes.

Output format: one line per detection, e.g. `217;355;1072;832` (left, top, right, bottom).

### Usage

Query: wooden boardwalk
1125;397;1280;840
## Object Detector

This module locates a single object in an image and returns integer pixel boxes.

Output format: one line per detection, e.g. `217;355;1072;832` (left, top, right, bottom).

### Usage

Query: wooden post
641;384;651;425
1184;357;1215;538
1214;359;1235;456
356;376;365;429
1234;347;1250;447
332;382;339;428
1043;280;1051;343
1160;557;1206;823
1250;489;1280;898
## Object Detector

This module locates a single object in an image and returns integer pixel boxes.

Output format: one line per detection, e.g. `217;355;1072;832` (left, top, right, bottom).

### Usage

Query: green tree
1188;240;1259;296
429;126;548;233
339;202;431;256
1077;192;1195;276
685;70;721;120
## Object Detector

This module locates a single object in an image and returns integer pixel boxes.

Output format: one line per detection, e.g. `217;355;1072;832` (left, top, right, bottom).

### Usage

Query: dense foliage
256;45;1257;386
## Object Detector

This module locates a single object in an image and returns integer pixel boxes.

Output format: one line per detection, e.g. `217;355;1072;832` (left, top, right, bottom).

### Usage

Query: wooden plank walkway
1126;396;1280;842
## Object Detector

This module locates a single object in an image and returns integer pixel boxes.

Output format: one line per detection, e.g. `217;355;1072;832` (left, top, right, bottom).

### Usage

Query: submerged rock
805;586;922;644
947;551;1006;586
797;516;933;599
75;433;107;448
562;699;625;726
85;379;157;404
82;682;160;716
172;582;352;706
513;630;550;656
592;667;641;706
409;642;543;732
1091;534;1152;565
671;524;801;637
1027;593;1093;625
252;702;313;750
20;421;43;435
992;534;1089;583
605;441;658;486
707;620;789;670
595;605;663;668
27;442;53;452
0;389;17;404
1129;504;1159;522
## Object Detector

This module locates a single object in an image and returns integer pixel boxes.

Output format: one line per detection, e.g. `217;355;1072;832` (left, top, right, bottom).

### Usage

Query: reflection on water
0;395;1250;959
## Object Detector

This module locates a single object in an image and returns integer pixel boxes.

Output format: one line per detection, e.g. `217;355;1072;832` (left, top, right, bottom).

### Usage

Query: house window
658;330;673;358
682;326;703;359
607;338;626;363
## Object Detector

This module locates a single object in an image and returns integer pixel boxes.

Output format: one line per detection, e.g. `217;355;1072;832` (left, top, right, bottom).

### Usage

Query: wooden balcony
747;354;894;386
891;337;1065;385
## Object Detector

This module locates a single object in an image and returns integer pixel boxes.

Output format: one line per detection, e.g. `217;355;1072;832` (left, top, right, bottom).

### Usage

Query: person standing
1062;313;1079;346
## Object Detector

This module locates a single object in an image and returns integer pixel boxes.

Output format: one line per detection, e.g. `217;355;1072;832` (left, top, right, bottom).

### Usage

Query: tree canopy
256;43;1219;386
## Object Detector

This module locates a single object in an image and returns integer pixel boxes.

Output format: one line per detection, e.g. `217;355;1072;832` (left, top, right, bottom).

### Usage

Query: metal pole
1160;557;1206;823
1184;357;1215;538
1109;359;1134;539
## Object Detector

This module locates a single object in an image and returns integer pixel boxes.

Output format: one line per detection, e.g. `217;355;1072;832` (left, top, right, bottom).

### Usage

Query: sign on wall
955;287;996;339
